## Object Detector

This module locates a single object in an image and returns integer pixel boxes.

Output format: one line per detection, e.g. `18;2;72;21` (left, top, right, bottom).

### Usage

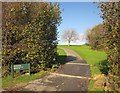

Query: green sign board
11;63;30;78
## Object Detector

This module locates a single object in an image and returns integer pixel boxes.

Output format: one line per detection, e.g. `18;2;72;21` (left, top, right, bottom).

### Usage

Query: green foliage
99;60;110;75
2;47;66;88
99;2;120;91
51;64;59;71
2;2;62;77
86;23;106;50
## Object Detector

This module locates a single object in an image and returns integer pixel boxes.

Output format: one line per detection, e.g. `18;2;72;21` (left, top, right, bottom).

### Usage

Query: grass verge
2;70;46;90
57;48;67;65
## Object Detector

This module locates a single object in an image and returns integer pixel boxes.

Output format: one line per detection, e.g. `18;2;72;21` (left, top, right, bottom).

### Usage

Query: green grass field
59;45;107;91
59;45;107;75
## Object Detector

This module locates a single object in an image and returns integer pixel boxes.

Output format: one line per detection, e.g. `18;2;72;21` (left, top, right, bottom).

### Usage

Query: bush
2;2;62;77
99;60;110;75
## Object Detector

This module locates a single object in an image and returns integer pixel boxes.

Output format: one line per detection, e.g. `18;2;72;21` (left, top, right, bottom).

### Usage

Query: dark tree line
2;2;62;76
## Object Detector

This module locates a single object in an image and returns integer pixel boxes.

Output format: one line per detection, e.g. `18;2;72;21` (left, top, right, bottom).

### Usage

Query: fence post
11;63;14;78
29;63;30;75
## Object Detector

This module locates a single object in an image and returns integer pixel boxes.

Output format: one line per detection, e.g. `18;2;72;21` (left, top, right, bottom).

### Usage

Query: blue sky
58;2;103;45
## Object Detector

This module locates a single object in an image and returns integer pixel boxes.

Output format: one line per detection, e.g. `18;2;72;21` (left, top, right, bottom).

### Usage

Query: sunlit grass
59;45;106;65
2;71;46;88
57;48;67;65
59;45;107;91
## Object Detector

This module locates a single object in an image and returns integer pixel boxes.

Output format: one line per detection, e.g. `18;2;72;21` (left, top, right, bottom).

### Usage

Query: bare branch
61;28;79;46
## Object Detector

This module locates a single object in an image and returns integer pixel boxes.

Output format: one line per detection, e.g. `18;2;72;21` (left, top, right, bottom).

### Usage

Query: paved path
22;48;91;91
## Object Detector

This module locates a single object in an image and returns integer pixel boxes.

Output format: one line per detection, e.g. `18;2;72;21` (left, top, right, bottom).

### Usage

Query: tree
2;2;62;76
86;23;106;50
61;29;79;46
99;2;120;91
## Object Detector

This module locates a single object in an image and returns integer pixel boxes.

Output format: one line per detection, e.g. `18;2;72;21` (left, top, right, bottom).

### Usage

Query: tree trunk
68;40;70;46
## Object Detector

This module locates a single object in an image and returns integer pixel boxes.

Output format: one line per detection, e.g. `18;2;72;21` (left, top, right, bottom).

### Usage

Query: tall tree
86;23;106;50
99;2;120;91
61;29;79;46
2;2;62;76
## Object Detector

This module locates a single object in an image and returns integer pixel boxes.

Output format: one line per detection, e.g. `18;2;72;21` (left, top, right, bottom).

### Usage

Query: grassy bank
2;71;46;90
59;45;107;91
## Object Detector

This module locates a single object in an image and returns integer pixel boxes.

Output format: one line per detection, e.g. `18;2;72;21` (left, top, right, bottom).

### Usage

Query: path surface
22;48;91;91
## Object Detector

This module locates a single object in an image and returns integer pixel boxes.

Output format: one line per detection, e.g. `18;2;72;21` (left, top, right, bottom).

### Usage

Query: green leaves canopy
2;2;62;76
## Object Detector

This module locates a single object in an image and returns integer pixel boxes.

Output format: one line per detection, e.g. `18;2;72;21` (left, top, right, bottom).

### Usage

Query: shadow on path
57;55;77;65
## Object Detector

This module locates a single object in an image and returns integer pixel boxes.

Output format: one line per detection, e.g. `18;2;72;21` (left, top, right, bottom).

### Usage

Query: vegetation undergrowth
2;48;67;90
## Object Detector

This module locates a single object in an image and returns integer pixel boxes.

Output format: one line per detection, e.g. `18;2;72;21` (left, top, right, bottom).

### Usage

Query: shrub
2;2;62;77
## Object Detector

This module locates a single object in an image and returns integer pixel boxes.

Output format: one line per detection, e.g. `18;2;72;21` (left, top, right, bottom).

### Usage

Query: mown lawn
59;45;107;91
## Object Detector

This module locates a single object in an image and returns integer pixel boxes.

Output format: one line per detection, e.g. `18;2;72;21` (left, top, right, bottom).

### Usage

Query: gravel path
22;48;91;91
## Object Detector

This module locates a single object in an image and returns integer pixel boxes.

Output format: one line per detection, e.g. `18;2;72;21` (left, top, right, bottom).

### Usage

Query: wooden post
11;63;14;78
29;63;30;75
